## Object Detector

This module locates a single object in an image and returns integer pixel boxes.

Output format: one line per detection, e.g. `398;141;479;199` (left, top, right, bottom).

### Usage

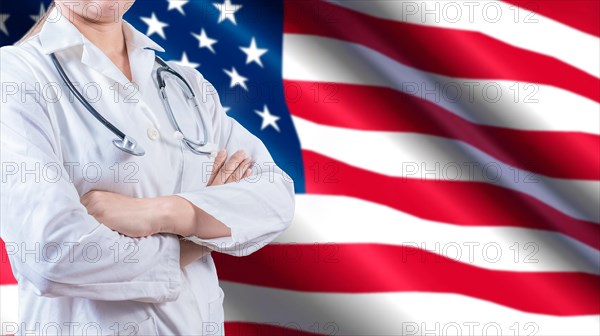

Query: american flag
1;0;599;335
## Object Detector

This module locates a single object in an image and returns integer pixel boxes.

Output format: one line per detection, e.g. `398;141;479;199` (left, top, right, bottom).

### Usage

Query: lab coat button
147;127;160;140
173;131;184;141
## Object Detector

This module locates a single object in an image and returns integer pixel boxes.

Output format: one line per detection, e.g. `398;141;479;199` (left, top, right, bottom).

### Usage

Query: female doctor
0;0;294;335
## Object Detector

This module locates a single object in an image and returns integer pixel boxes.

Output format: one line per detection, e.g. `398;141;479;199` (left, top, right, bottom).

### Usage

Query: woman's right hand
208;149;253;186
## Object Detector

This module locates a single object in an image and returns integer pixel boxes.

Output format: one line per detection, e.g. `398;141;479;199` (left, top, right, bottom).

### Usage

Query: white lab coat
0;6;294;336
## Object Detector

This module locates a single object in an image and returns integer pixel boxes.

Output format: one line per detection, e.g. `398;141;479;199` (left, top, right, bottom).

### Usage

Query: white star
213;0;242;25
255;105;280;132
167;0;189;15
191;28;217;54
173;52;200;69
0;14;9;36
140;12;168;39
223;67;248;91
240;37;268;67
30;3;46;22
222;106;231;113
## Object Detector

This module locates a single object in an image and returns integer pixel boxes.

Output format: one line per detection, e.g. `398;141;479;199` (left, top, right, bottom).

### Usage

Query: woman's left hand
81;190;166;237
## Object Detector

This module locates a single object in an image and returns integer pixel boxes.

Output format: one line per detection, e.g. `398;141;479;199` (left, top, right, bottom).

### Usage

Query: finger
226;157;252;183
215;150;248;185
240;162;254;180
207;149;227;186
208;149;227;186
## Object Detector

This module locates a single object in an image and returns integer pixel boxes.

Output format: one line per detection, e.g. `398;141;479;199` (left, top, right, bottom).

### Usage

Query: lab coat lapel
129;48;157;95
80;41;131;87
122;20;165;95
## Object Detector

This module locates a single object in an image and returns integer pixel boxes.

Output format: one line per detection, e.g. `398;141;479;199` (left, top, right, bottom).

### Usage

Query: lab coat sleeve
0;47;182;302
174;66;295;256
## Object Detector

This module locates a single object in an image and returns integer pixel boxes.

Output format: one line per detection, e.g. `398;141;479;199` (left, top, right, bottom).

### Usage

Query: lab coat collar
39;5;164;89
122;20;165;53
39;6;164;55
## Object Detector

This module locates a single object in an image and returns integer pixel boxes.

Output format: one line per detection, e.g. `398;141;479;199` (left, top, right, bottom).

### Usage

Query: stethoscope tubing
50;52;214;156
50;53;126;140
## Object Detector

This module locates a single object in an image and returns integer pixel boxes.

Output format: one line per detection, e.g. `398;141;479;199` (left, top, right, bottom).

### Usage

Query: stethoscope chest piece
113;136;145;156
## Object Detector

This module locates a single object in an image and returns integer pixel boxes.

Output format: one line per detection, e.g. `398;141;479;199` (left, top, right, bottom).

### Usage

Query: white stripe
222;281;600;336
3;281;597;334
283;34;600;135
0;285;18;328
293;116;600;223
327;0;600;78
276;195;600;274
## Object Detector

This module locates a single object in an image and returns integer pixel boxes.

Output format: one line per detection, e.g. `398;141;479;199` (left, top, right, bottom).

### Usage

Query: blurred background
1;1;599;335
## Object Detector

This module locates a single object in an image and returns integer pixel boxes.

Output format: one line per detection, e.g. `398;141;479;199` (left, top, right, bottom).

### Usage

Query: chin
60;0;136;22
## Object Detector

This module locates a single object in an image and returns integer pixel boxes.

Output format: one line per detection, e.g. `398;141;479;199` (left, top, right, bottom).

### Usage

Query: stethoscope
49;52;217;157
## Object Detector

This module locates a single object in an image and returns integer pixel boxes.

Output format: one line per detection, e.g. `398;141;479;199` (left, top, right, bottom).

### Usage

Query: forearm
82;148;249;253
159;195;232;239
160;196;230;267
149;196;228;268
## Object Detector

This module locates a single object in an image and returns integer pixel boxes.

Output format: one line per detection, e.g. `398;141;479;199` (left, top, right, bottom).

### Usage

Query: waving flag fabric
1;1;599;335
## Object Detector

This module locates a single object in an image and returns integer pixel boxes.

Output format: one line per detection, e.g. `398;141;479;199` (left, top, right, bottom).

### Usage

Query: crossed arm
80;149;253;268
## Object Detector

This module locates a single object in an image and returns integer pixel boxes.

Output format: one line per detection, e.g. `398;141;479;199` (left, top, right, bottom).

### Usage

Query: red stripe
503;0;600;37
284;0;600;103
225;322;323;336
0;239;17;285
214;244;600;316
285;80;600;180
302;150;600;250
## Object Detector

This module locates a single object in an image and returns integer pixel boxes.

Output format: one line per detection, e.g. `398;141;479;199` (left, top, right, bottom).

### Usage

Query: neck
57;3;126;58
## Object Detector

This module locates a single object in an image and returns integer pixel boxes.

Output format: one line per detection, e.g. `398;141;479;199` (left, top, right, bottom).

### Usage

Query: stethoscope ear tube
50;53;146;156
